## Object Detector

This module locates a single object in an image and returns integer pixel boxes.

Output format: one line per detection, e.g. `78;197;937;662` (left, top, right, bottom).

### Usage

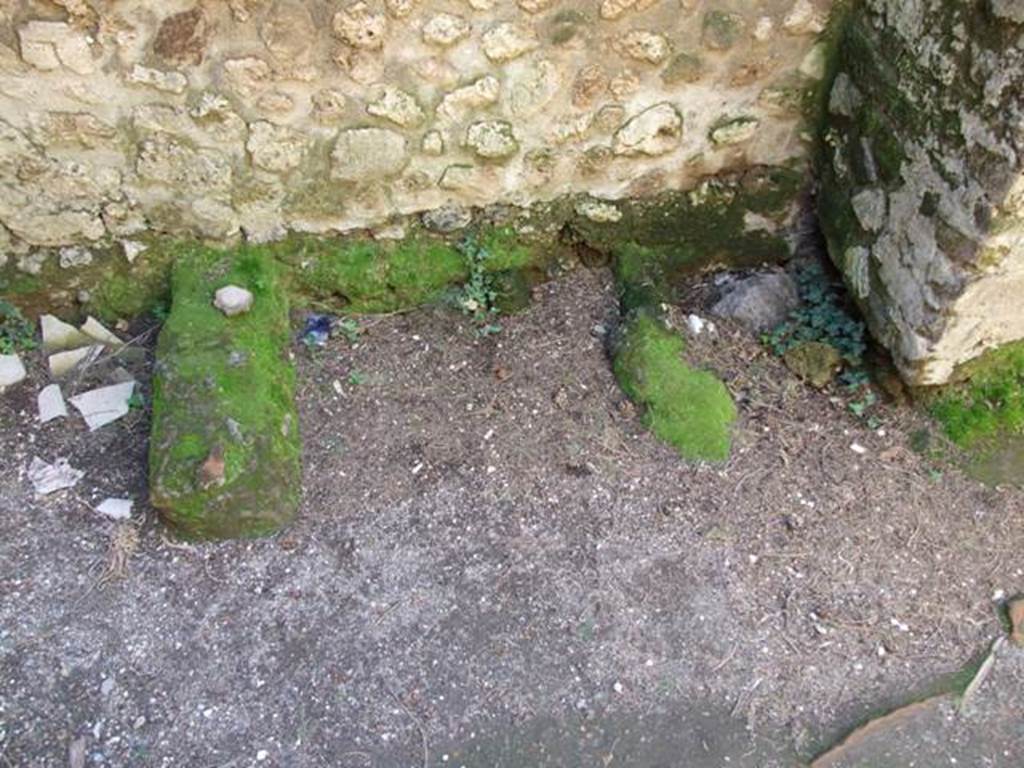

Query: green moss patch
149;244;301;539
927;341;1024;447
274;226;545;315
277;234;468;313
87;240;178;322
599;171;793;462
613;312;736;462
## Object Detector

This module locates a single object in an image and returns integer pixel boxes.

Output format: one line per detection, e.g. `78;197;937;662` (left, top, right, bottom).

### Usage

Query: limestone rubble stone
818;0;1024;384
331;128;408;181
612;103;683;156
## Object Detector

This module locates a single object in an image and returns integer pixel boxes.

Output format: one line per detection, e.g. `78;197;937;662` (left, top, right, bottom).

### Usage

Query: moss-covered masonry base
596;165;800;461
613;312;736;462
1;171;804;324
4;175;802;537
148;245;301;539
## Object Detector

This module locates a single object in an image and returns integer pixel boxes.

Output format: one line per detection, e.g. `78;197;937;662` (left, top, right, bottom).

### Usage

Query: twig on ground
710;643;739;673
386;687;429;768
730;677;763;717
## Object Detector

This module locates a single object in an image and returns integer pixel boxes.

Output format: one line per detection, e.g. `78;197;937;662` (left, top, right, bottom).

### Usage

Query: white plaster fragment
38;383;68;423
69;381;136;431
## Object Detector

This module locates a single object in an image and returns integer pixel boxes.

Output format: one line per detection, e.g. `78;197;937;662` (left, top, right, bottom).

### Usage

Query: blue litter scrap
301;314;334;346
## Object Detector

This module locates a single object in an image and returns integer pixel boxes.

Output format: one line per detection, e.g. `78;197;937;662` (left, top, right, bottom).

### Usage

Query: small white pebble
850;442;867;455
256;750;269;761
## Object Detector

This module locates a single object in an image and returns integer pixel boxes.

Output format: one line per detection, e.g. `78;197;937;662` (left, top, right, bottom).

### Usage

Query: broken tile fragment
40;314;91;351
28;456;84;495
69;380;136;430
0;354;26;389
48;345;102;378
38;383;68;423
80;316;124;347
96;498;133;521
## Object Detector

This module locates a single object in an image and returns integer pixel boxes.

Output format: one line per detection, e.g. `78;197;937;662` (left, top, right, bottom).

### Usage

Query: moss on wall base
1;173;804;325
148;245;301;539
922;341;1024;448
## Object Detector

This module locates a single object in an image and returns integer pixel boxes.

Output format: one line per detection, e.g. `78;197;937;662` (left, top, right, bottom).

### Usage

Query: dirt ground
2;267;1023;767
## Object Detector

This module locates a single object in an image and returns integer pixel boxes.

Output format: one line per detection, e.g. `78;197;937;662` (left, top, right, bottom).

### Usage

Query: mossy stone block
613;312;736;461
149;245;301;539
783;340;841;388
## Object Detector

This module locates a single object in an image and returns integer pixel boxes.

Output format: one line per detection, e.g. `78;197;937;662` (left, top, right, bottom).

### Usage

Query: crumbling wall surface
0;0;831;262
819;0;1024;386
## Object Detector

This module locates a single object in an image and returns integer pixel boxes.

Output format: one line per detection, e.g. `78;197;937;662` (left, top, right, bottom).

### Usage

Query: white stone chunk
96;498;133;521
38;383;68;423
422;13;470;46
214;285;255;316
0;354;27;389
612;103;683;156
122;240;148;263
80;316;124;347
48;345;102;378
18;21;95;74
127;64;188;94
481;22;538;62
799;43;827;79
28;456;83;495
576;199;623;223
69;381;136;431
41;314;92;351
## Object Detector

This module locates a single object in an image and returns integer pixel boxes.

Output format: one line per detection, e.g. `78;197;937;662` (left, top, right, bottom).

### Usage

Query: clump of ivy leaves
454;234;502;336
0;299;36;355
763;261;879;422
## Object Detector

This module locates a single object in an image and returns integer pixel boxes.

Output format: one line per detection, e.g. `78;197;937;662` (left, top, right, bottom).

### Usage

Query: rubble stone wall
6;0;1024;389
819;0;1024;386
0;0;830;258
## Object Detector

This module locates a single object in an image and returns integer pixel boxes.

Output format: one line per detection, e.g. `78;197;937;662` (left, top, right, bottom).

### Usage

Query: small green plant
128;390;146;410
455;234;501;333
151;300;172;323
347;369;366;386
763;261;866;364
909;428;932;454
839;370;878;419
337;318;361;344
0;300;36;355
